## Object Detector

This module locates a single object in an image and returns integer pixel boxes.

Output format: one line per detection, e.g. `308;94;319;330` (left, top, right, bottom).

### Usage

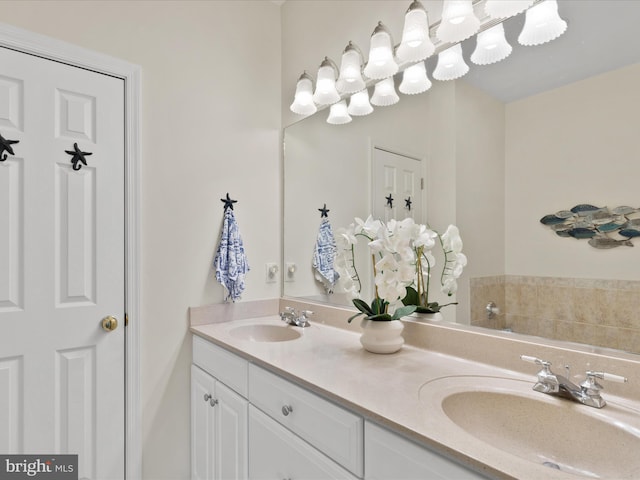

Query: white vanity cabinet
192;337;249;480
365;422;486;480
192;333;489;480
249;406;358;479
248;364;363;478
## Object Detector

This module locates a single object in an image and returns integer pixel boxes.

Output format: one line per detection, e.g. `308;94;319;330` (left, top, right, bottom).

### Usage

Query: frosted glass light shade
437;0;480;43
518;0;567;46
370;78;399;107
348;90;374;116
363;22;399;80
327;100;352;124
399;62;432;95
336;42;366;94
396;1;435;63
485;0;534;19
471;23;512;65
290;72;317;115
433;44;469;81
313;57;340;105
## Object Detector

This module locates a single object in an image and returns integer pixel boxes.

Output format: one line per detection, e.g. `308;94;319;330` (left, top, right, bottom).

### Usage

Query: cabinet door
192;365;216;480
248;406;358;480
365;422;486;480
216;381;248;480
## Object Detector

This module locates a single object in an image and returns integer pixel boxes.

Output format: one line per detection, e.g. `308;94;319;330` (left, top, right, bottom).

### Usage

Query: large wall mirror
283;1;640;355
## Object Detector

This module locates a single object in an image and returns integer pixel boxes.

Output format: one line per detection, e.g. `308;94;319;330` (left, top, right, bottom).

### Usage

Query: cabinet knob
204;393;218;407
281;405;293;416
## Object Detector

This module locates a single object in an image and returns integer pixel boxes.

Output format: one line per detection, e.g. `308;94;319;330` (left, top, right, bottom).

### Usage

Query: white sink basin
228;324;302;343
419;376;640;478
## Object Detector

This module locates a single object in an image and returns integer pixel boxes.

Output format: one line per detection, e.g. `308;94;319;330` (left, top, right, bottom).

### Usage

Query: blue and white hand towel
312;217;339;293
213;208;250;302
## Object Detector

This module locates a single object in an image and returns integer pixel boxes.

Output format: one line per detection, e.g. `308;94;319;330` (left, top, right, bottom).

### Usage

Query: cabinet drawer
248;406;358;480
193;335;248;397
248;365;363;477
365;421;487;480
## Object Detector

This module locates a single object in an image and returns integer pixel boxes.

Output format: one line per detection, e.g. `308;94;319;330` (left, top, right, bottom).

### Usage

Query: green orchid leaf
371;297;387;315
352;298;374;315
391;305;417;320
415;305;439;314
347;311;364;323
366;313;393;321
401;286;420;306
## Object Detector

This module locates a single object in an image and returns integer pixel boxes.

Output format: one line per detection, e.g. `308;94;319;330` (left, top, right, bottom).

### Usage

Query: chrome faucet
279;307;313;328
521;355;628;408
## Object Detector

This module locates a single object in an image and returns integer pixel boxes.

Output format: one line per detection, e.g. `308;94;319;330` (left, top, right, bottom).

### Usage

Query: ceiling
457;0;640;102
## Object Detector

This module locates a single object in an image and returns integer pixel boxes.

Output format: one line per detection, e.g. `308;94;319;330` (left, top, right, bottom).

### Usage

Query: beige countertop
190;299;640;480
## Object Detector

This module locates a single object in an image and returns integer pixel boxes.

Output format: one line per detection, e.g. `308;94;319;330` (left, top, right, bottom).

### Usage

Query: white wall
455;81;506;322
505;63;640;280
1;2;281;478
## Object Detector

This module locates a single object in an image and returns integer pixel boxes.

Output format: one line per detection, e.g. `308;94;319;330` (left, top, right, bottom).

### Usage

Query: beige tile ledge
190;298;640;480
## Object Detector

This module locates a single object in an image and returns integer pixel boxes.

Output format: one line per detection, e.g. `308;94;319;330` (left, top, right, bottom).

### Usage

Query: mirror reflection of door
372;147;424;223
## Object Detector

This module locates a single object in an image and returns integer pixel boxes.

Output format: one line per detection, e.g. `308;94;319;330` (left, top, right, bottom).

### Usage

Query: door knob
101;316;118;332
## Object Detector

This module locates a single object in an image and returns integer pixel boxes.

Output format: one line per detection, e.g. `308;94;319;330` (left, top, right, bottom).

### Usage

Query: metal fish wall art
540;204;640;249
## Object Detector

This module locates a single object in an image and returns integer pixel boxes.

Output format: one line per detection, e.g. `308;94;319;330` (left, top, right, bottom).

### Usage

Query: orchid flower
333;216;466;319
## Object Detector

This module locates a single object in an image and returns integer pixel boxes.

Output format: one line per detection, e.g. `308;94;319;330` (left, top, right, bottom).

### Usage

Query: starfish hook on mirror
0;132;19;162
65;143;93;171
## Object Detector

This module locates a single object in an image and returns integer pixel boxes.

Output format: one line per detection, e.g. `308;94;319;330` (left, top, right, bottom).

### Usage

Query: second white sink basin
229;324;302;343
419;376;640;478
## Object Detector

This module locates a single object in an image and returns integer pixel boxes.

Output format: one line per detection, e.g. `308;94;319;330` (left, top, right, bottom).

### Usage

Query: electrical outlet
285;262;297;282
265;263;279;283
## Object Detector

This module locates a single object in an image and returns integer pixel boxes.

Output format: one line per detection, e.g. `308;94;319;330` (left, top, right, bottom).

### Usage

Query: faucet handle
300;310;313;319
583;370;628;387
520;355;552;368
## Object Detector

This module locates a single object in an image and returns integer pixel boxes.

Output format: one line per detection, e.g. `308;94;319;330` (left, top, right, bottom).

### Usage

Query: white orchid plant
334;216;467;322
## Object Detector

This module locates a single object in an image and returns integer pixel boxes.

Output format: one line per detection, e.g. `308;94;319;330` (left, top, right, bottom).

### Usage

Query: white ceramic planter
360;319;404;354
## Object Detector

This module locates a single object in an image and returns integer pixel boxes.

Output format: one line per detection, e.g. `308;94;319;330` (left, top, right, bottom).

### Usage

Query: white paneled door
372;147;423;223
0;46;125;479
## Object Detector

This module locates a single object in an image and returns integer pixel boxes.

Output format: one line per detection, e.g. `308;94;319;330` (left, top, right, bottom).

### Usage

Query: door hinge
125;313;129;327
421;178;424;190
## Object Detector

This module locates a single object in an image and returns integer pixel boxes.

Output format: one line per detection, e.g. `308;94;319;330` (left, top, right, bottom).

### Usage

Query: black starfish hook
405;197;412;211
0;132;19;162
318;204;330;218
220;193;237;211
65;143;92;171
385;194;394;208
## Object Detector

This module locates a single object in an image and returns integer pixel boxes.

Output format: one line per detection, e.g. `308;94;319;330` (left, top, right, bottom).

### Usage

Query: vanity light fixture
327;100;352;124
396;0;435;64
370;77;400;106
363;22;399;80
289;71;317;115
289;0;569;124
484;0;534;19
347;90;374;116
399;62;432;95
437;0;480;44
471;23;512;65
336;41;366;94
433;43;469;81
518;0;567;46
313;57;341;105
